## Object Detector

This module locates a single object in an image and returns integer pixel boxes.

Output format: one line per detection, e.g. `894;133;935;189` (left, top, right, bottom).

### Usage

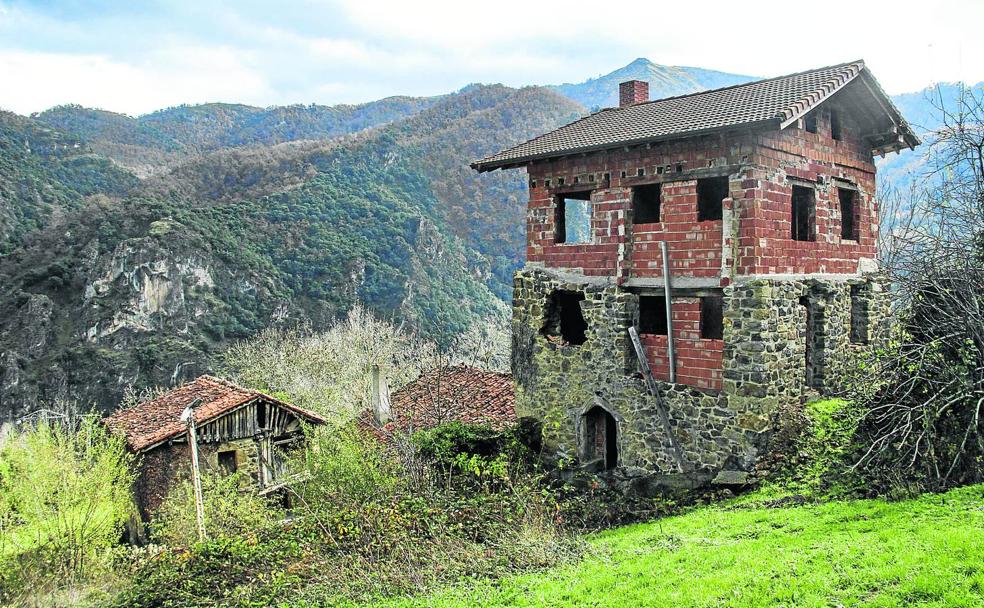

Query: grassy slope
370;485;984;608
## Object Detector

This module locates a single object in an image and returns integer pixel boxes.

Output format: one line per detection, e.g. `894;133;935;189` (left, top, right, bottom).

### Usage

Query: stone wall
133;436;264;520
513;266;889;487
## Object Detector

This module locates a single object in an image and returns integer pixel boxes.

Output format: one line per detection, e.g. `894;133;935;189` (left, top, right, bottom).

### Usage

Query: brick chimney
619;80;649;108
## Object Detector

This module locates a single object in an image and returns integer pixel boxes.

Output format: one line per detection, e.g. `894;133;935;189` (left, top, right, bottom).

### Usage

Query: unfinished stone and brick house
104;375;325;519
472;61;918;487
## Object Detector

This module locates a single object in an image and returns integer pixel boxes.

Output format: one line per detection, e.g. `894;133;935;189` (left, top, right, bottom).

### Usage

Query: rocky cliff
0;85;581;416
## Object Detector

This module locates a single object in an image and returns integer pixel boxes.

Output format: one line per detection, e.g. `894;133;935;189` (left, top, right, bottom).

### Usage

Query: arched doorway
582;406;618;470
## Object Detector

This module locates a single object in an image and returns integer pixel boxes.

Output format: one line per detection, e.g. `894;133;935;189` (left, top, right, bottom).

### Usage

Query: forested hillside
0;111;138;254
0;57;963;419
33;96;442;176
0;85;581;416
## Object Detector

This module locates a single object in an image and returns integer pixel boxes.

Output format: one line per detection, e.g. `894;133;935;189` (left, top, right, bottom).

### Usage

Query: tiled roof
103;375;326;452
360;366;516;439
472;60;918;172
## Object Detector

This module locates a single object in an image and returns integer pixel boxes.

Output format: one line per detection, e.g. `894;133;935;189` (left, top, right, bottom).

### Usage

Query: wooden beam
627;326;688;472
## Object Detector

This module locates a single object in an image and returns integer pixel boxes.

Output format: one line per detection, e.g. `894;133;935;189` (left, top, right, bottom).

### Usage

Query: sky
1;0;982;117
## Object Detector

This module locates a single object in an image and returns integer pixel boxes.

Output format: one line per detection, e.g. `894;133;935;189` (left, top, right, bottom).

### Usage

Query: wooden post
181;398;207;542
371;364;391;425
659;240;676;383
628;326;688;472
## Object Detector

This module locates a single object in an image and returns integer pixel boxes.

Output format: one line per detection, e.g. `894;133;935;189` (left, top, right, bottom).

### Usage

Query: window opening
850;284;869;345
554;190;592;244
541;291;588;346
830;109;842;140
697;176;728;221
839;187;858;240
799;295;823;388
218;450;238;475
257;402;267;429
700;296;724;340
791;185;815;241
804;113;818;133
632;183;662;224
638;295;668;335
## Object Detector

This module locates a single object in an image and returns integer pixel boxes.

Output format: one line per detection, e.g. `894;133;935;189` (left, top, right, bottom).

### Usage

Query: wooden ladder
628;326;689;472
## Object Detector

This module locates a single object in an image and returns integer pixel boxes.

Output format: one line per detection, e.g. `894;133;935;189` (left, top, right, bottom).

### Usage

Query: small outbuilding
104;375;325;519
361;365;516;439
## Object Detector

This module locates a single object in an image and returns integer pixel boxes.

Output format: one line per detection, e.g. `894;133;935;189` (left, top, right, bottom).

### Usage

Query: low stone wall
512;266;889;489
134;437;263;520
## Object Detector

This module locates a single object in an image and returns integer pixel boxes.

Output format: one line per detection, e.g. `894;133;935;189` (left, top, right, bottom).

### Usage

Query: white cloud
0;0;982;115
334;0;984;93
0;47;270;115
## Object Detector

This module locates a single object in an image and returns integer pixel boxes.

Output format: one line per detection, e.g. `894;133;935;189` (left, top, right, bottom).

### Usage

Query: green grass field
368;485;984;607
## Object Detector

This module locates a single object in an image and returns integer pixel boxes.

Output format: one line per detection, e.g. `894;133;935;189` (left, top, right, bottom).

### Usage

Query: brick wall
735;106;878;275
527;184;624;276
639;298;724;391
631;180;729;278
525;100;877;282
527;135;742;281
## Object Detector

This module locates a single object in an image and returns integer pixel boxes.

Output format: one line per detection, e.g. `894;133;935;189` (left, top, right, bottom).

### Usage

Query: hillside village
1;44;983;608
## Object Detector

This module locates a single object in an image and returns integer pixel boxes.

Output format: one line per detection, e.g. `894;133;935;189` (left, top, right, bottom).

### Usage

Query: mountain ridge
548;57;758;110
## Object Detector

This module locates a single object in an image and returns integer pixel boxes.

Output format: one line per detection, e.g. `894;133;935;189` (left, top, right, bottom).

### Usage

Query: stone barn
471;60;918;487
104;375;325;519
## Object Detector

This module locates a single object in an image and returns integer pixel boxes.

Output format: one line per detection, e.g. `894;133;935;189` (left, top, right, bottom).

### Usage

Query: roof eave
778;72;862;130
131;394;326;453
471;120;779;173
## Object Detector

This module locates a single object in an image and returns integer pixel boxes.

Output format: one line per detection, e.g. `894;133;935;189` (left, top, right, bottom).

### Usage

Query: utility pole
180;398;207;541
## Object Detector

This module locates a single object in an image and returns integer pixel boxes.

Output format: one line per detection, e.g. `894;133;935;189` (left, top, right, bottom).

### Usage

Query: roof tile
103;375;325;452
472;60;915;171
361;366;516;439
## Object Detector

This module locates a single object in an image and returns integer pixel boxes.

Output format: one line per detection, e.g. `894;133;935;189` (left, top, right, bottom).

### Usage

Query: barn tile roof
103;375;325;452
472;60;918;172
360;366;516;438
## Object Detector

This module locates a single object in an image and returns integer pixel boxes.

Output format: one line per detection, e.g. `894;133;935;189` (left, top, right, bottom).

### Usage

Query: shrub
150;471;284;548
411;419;540;478
290;425;401;517
0;419;135;603
846;285;984;493
797;399;864;495
114;423;581;606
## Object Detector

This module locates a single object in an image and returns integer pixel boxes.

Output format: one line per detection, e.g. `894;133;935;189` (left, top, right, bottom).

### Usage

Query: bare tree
851;84;984;489
221;306;438;422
